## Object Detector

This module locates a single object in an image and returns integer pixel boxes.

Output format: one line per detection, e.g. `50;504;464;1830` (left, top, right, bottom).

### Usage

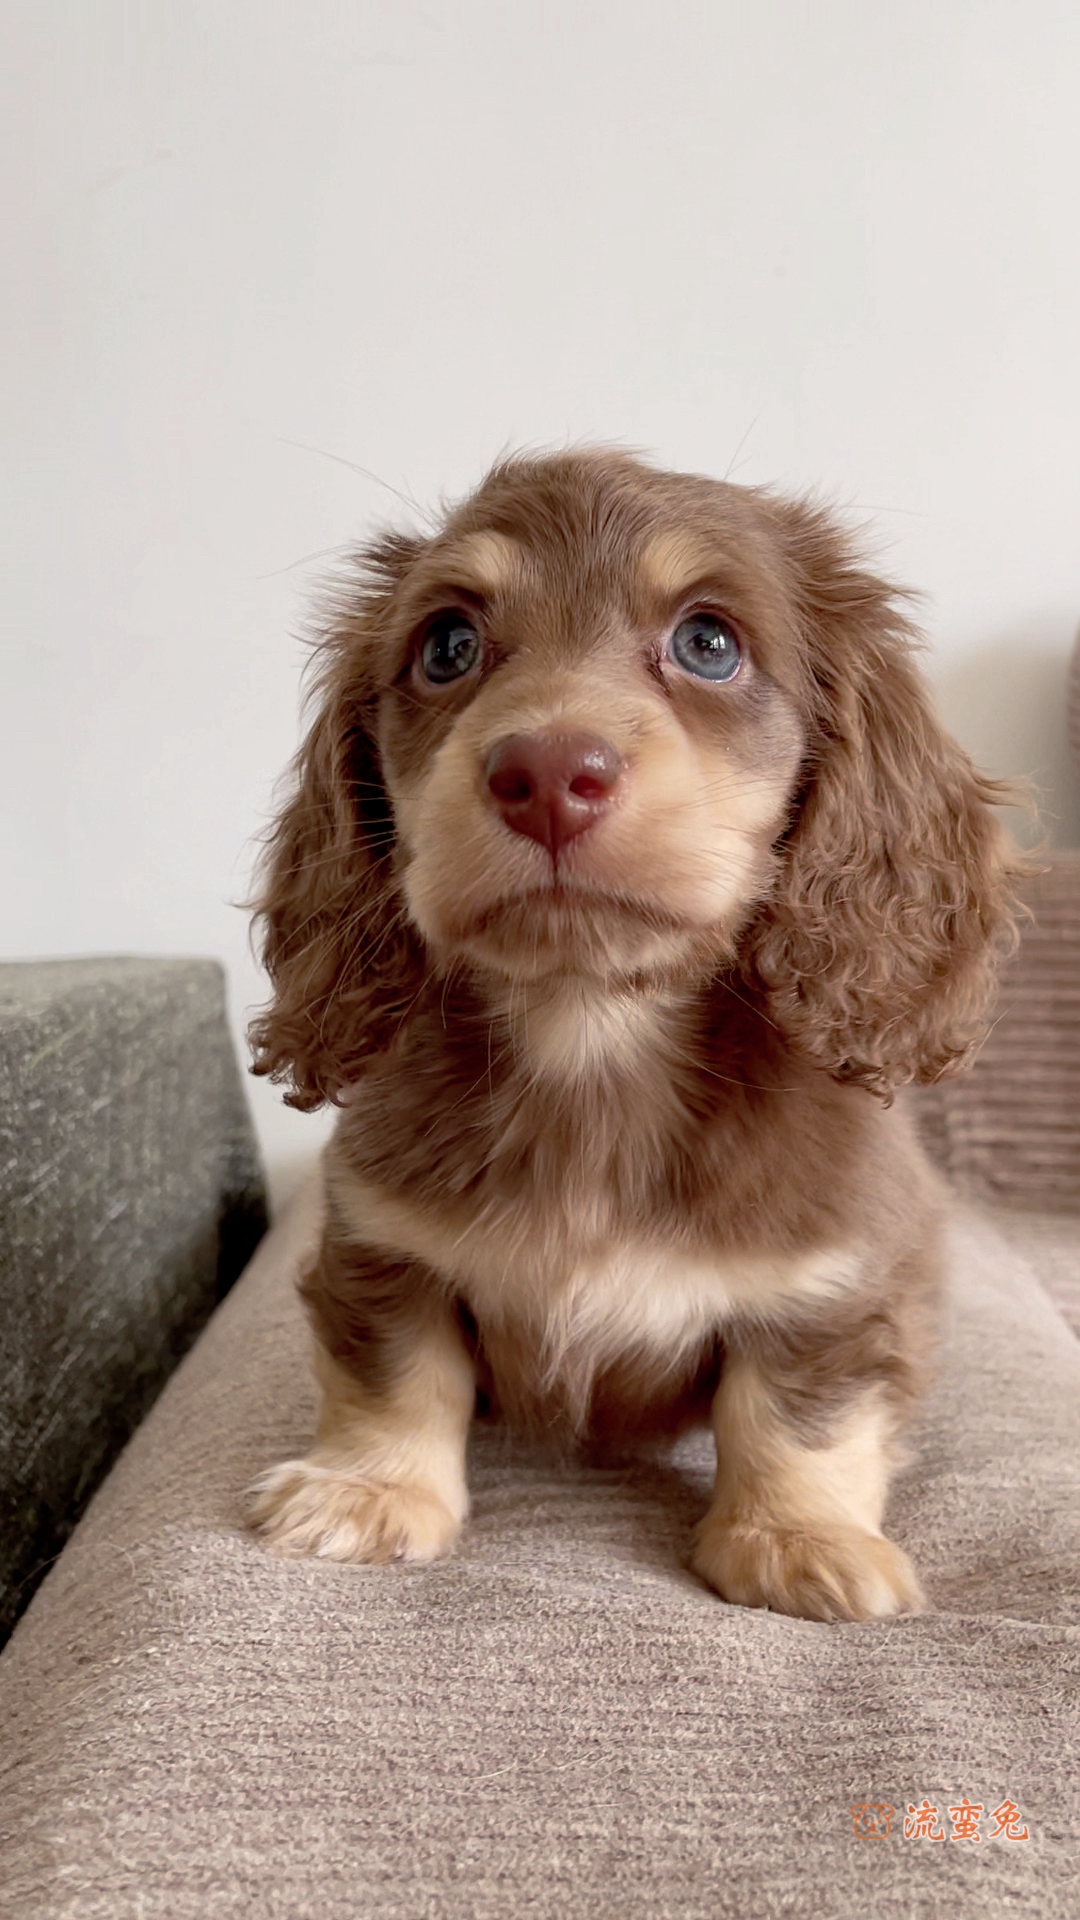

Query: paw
248;1458;464;1564
692;1511;924;1622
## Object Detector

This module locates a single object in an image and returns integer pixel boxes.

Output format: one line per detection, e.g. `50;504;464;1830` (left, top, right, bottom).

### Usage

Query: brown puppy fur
247;450;1018;1621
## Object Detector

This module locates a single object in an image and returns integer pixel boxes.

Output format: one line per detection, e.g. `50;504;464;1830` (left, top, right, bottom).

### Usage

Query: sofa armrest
0;957;267;1642
913;850;1080;1215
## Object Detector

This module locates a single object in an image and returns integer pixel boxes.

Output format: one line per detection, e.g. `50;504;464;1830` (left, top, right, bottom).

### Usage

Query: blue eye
668;613;742;682
419;613;482;684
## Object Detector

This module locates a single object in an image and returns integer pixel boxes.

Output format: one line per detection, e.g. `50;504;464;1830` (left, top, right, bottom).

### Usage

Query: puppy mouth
435;881;705;979
467;883;688;939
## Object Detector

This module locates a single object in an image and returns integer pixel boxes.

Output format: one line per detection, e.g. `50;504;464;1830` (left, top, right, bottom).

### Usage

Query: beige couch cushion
1;1184;1077;1919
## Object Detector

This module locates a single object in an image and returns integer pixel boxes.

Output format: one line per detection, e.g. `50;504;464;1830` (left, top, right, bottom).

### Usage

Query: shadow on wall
933;622;1080;850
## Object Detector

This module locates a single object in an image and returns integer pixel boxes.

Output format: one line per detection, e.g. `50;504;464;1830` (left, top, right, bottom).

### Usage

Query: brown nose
485;730;624;855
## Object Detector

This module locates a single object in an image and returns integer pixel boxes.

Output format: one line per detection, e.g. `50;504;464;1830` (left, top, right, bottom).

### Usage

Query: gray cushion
0;1183;1077;1918
0;958;267;1641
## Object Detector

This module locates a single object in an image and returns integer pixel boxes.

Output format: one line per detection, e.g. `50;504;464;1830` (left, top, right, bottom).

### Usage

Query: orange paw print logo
850;1803;894;1838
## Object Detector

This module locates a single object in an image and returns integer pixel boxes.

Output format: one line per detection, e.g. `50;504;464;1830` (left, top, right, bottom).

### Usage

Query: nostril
488;766;535;805
568;771;611;801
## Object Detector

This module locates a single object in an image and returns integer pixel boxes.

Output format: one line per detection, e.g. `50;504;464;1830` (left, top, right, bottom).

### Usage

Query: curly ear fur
248;535;427;1111
739;499;1023;1099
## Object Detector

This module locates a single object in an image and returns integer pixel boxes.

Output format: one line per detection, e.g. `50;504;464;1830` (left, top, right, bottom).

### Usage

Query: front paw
692;1511;924;1622
248;1458;464;1564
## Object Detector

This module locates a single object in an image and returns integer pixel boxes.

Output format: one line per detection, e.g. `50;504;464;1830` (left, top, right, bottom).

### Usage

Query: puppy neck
490;975;689;1085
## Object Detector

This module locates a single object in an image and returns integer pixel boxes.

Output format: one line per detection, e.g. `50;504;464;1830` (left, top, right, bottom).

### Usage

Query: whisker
274;436;430;520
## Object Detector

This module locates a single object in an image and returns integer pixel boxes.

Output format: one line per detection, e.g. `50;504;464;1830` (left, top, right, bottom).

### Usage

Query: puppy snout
485;730;623;855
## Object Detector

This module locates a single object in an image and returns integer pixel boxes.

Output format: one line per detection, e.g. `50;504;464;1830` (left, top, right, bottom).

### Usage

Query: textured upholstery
915;636;1079;1220
913;852;1080;1225
0;1182;1077;1919
985;1208;1080;1340
0;958;267;1641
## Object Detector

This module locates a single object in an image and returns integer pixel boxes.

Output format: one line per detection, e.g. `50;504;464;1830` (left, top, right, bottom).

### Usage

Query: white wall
4;0;1079;1207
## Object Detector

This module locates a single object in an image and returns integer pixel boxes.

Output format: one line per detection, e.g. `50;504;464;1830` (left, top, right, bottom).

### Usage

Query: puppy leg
250;1239;474;1564
692;1349;923;1622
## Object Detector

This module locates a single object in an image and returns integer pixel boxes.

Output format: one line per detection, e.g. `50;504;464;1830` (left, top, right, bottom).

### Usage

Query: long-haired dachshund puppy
248;449;1017;1622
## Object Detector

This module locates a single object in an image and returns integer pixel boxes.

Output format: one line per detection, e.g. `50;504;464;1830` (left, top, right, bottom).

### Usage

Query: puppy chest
460;1238;864;1439
454;1236;865;1371
329;1170;865;1376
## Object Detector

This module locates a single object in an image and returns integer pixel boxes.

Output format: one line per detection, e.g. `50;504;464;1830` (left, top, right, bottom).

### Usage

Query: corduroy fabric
913;851;1080;1219
0;1182;1077;1920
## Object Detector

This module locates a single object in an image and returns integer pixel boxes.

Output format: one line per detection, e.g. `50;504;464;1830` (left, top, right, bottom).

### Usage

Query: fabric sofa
1;865;1078;1918
0;958;267;1644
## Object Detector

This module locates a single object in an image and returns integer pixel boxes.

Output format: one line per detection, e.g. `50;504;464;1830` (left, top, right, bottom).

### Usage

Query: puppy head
250;450;1018;1108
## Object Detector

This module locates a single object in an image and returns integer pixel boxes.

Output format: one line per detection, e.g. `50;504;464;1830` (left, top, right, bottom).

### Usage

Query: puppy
248;450;1017;1621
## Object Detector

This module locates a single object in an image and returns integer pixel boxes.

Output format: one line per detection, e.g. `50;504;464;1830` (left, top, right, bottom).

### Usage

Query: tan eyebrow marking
441;530;527;595
639;530;720;601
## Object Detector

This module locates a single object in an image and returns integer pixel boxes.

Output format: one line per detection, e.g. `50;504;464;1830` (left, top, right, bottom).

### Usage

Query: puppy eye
418;613;482;685
668;612;742;683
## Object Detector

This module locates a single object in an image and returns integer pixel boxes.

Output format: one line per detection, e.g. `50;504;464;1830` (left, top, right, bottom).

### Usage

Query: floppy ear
248;535;428;1111
739;499;1023;1100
